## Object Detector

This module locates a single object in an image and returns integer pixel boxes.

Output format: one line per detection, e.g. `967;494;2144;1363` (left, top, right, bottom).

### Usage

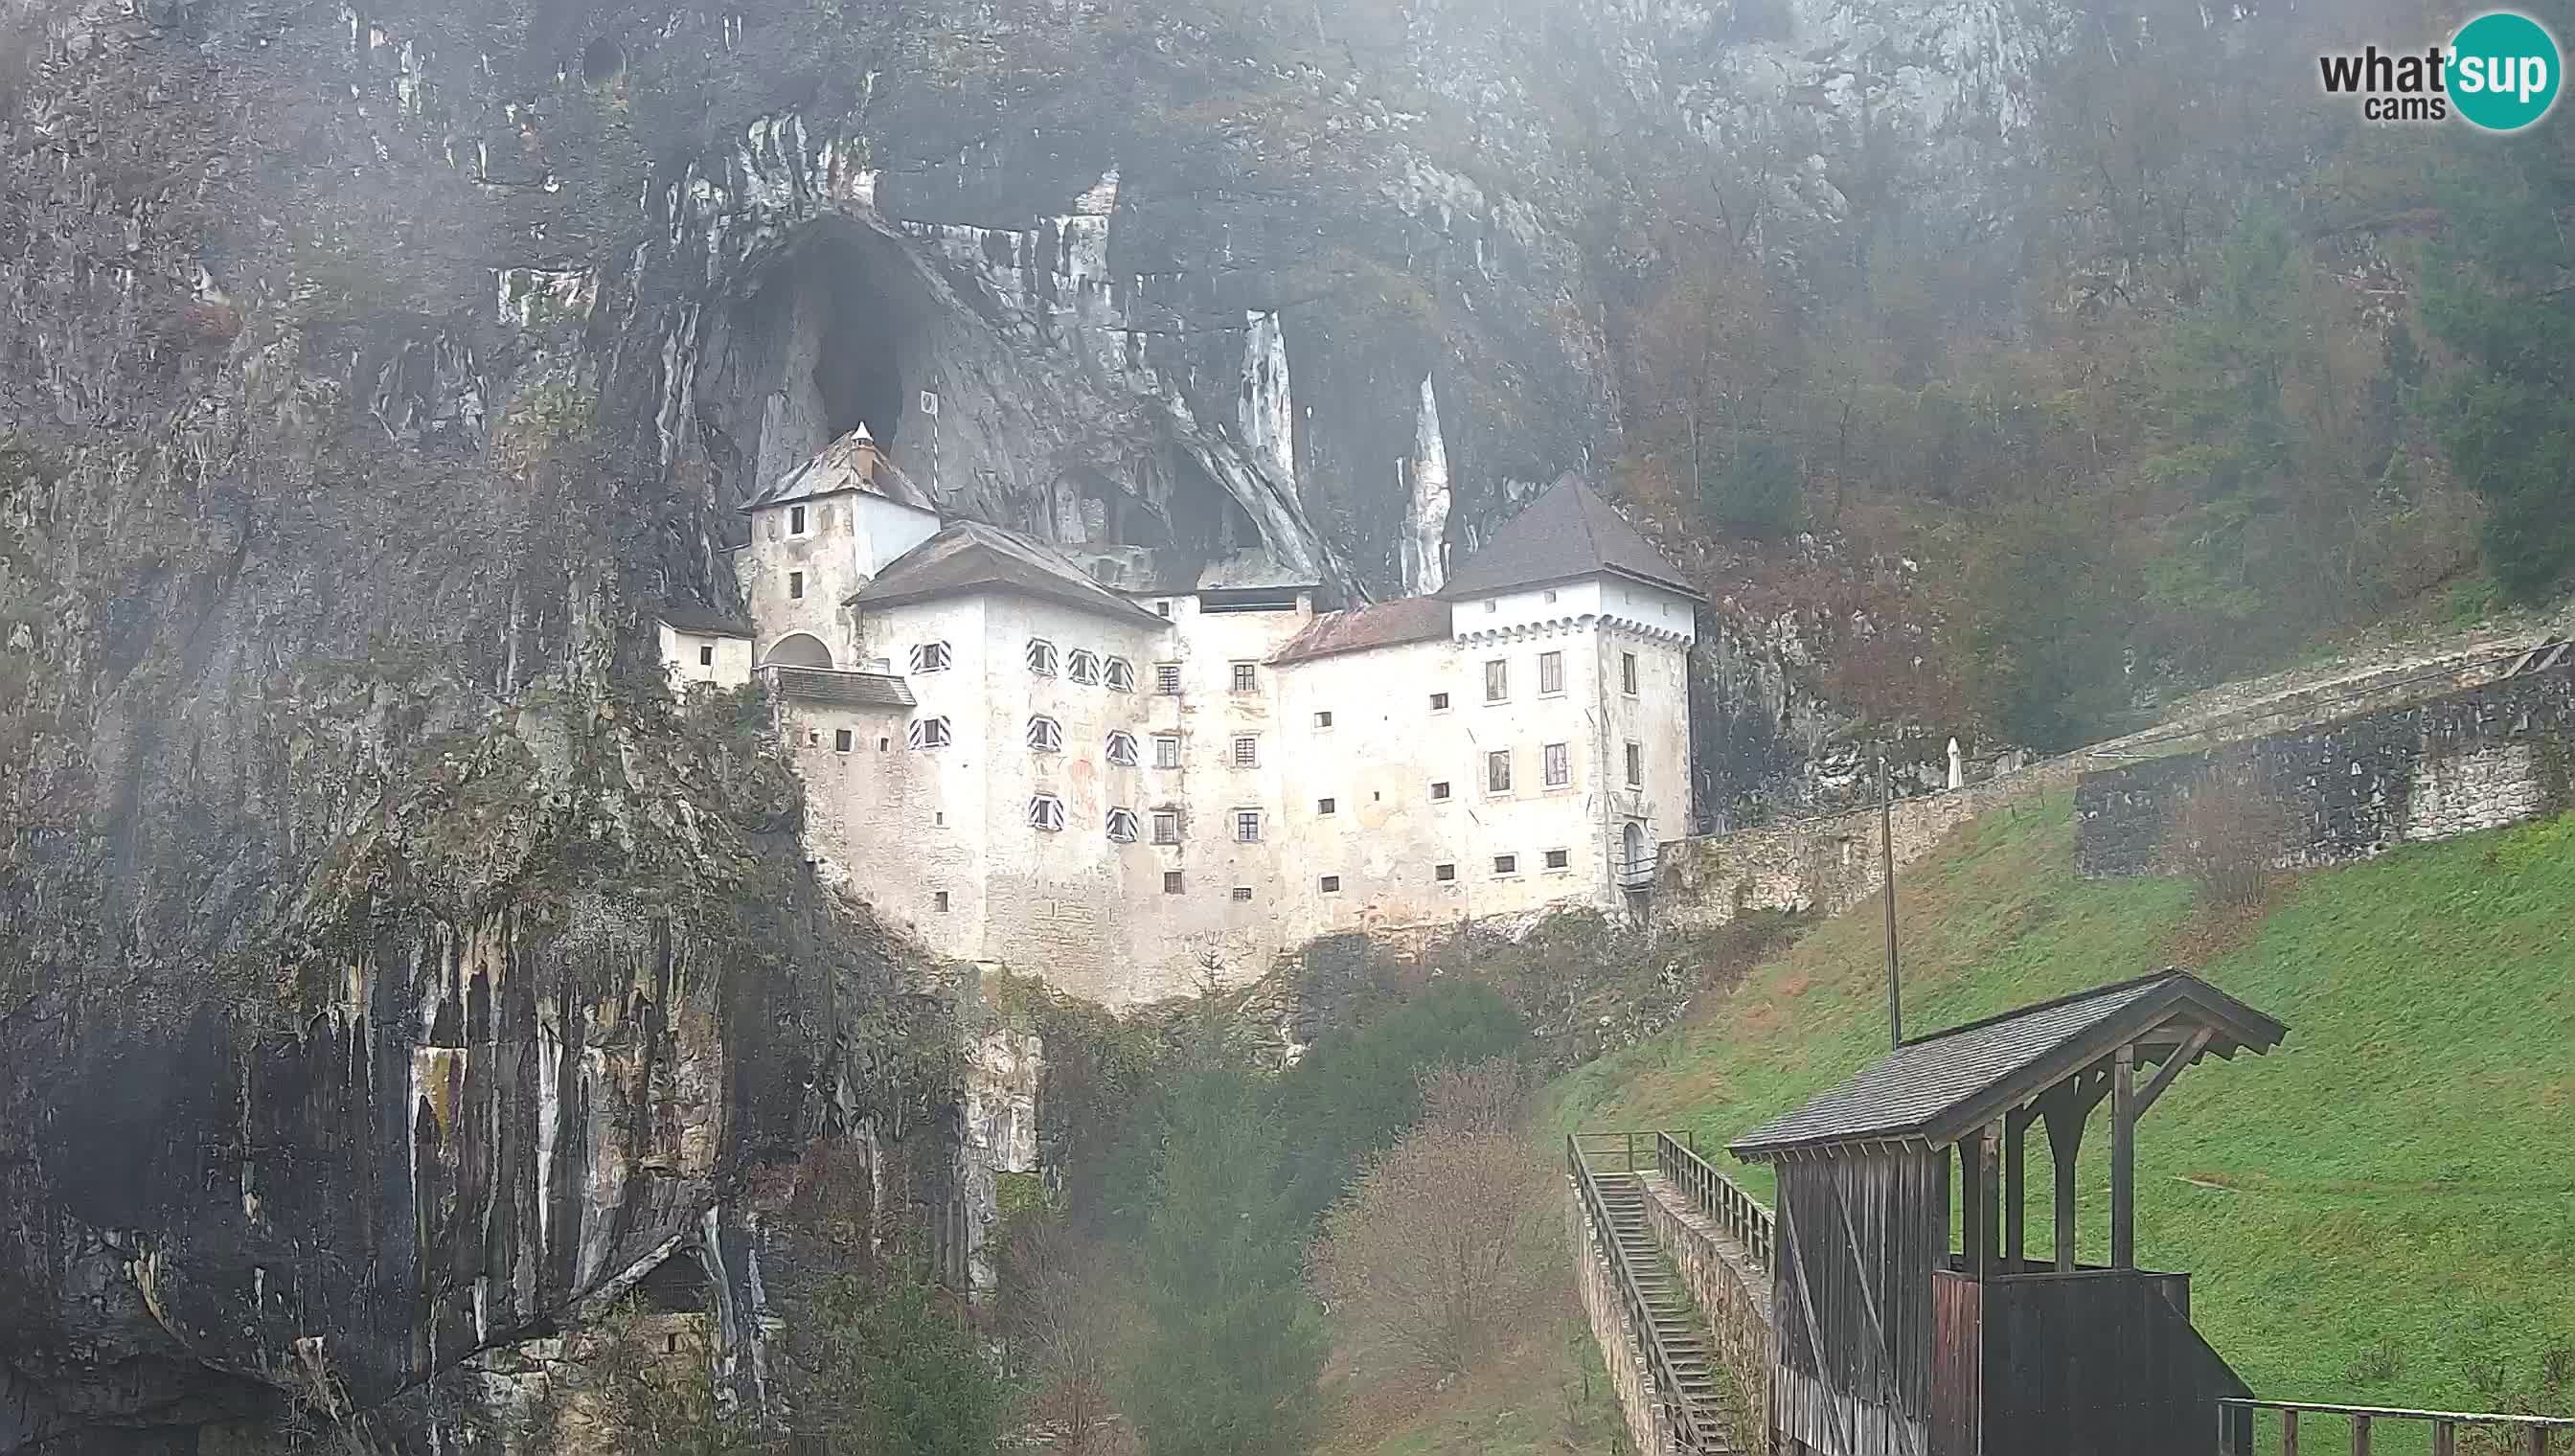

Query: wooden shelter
1729;969;2289;1456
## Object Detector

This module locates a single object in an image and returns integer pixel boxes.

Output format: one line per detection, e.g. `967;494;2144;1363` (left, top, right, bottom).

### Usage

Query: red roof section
1268;596;1451;666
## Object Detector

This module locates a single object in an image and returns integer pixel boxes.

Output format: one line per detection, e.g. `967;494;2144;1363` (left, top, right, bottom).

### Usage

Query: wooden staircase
1592;1169;1738;1448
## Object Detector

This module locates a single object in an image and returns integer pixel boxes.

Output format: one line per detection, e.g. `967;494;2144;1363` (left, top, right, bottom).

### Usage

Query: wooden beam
2112;1043;2137;1270
1959;1133;1984;1272
2004;1105;2033;1272
2133;1025;2215;1117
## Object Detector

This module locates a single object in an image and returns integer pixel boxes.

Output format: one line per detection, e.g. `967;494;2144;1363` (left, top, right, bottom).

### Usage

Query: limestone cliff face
0;0;2059;1446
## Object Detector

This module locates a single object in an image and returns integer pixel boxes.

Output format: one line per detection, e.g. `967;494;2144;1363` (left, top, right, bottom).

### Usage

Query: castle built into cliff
660;427;1699;1006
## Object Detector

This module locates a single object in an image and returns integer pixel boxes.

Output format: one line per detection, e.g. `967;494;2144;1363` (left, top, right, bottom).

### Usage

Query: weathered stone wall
1650;756;2085;934
2075;657;2575;878
1566;1180;1674;1456
1639;1174;1771;1451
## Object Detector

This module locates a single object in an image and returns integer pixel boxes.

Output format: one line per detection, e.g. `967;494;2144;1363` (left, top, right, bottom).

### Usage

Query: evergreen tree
2423;42;2575;600
1128;1068;1327;1456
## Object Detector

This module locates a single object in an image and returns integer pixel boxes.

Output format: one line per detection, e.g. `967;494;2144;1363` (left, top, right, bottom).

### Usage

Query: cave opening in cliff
706;224;940;505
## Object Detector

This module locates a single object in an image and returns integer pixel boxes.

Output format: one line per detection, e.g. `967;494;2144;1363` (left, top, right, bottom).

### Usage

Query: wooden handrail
1566;1135;1727;1453
2219;1399;2575;1456
1654;1130;1775;1273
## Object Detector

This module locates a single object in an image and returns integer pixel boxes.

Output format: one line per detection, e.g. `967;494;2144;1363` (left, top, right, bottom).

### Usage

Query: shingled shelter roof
851;521;1169;627
1730;969;2287;1162
1439;473;1703;602
1268;596;1450;665
766;667;917;709
654;604;755;638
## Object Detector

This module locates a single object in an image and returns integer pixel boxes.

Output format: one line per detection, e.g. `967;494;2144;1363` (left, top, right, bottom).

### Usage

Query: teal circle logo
2450;11;2562;131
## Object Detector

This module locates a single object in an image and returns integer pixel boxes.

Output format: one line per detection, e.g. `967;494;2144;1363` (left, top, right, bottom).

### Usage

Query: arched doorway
763;632;833;669
1622;821;1648;876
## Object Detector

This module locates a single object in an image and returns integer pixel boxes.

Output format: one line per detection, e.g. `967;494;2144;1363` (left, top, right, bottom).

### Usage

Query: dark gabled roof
1439;473;1703;602
851;521;1171;627
1269;596;1450;666
743;426;937;514
767;667;917;709
1730;970;2288;1162
655;604;755;638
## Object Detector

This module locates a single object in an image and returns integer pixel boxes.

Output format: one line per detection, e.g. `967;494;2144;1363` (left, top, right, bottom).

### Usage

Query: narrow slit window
1626;740;1644;787
933;891;950;912
788;571;806;600
789;504;808;535
1622;651;1638;695
698;644;714;667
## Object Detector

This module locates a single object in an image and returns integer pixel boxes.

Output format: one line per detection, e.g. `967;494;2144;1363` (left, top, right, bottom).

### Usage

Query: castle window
1106;731;1139;766
1105;657;1135;692
1493;853;1518;876
1317;797;1335;815
1028;795;1066;832
1543;588;1558;603
834;729;854;753
1165;870;1184;893
1069;649;1101;685
1231;662;1257;694
909;641;951;673
698;644;714;667
1544;742;1570;787
1430;781;1451;802
1319;876;1340;894
1483;599;1498;614
907;717;951;750
1314;711;1333;729
1154;735;1182;769
1233;736;1259;767
1545;848;1570;871
1484;659;1508;702
1027;639;1058;676
1152;809;1181;844
934;891;950;912
1435;862;1457;882
1622;651;1638;695
1430;692;1449;711
789;571;806;600
1156;662;1182;694
1231;886;1254;902
1106;808;1140;844
1235;809;1262;843
1028;716;1062;753
1156;600;1173;617
1487;750;1513;794
1539;650;1563;696
1626;740;1643;787
878;737;890;751
789;504;808;535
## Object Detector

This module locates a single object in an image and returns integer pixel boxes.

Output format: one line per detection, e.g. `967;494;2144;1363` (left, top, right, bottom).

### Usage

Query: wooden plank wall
1928;1271;1982;1456
1771;1149;1947;1456
1977;1270;2254;1456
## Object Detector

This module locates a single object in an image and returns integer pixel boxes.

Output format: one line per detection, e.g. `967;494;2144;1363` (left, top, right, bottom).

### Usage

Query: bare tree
1309;1059;1553;1378
2164;767;2292;909
1001;1219;1136;1454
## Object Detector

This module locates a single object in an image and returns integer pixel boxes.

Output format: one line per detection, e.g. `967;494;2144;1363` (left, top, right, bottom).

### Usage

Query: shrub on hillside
2163;769;2291;909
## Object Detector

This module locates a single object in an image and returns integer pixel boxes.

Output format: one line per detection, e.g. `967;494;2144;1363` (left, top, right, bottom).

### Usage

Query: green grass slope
1547;793;2575;1418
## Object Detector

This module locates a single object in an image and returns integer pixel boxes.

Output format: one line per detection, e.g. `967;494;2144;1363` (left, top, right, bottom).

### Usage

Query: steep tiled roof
767;667;917;709
851;520;1170;627
1729;970;2288;1161
1269;597;1450;666
1439;473;1702;601
744;426;936;513
655;604;755;638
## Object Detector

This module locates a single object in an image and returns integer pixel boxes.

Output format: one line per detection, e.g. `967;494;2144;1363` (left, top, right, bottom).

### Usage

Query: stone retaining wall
2076;656;2575;878
1639;1173;1772;1452
1566;1179;1674;1456
1650;757;2083;935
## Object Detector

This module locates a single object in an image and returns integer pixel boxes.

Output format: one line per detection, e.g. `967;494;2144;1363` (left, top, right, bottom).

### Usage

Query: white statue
1948;737;1964;790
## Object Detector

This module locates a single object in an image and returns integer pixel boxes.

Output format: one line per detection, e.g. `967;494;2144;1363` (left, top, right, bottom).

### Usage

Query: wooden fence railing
2219;1399;2575;1456
1653;1131;1774;1272
1565;1133;1725;1453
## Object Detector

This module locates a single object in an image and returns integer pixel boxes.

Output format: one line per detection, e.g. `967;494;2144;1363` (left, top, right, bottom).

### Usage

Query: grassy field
1543;792;2575;1424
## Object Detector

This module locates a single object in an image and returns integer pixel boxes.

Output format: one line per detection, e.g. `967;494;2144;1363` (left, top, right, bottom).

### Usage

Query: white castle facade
660;429;1700;1007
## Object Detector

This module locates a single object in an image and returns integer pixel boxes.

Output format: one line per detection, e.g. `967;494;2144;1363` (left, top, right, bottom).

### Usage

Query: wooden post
2112;1044;2137;1270
2353;1413;2371;1456
2527;1425;2546;1456
2284;1409;2300;1456
1976;1121;2002;1278
2004;1109;2028;1273
1958;1134;1984;1272
2042;1081;2087;1273
2431;1420;2452;1456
